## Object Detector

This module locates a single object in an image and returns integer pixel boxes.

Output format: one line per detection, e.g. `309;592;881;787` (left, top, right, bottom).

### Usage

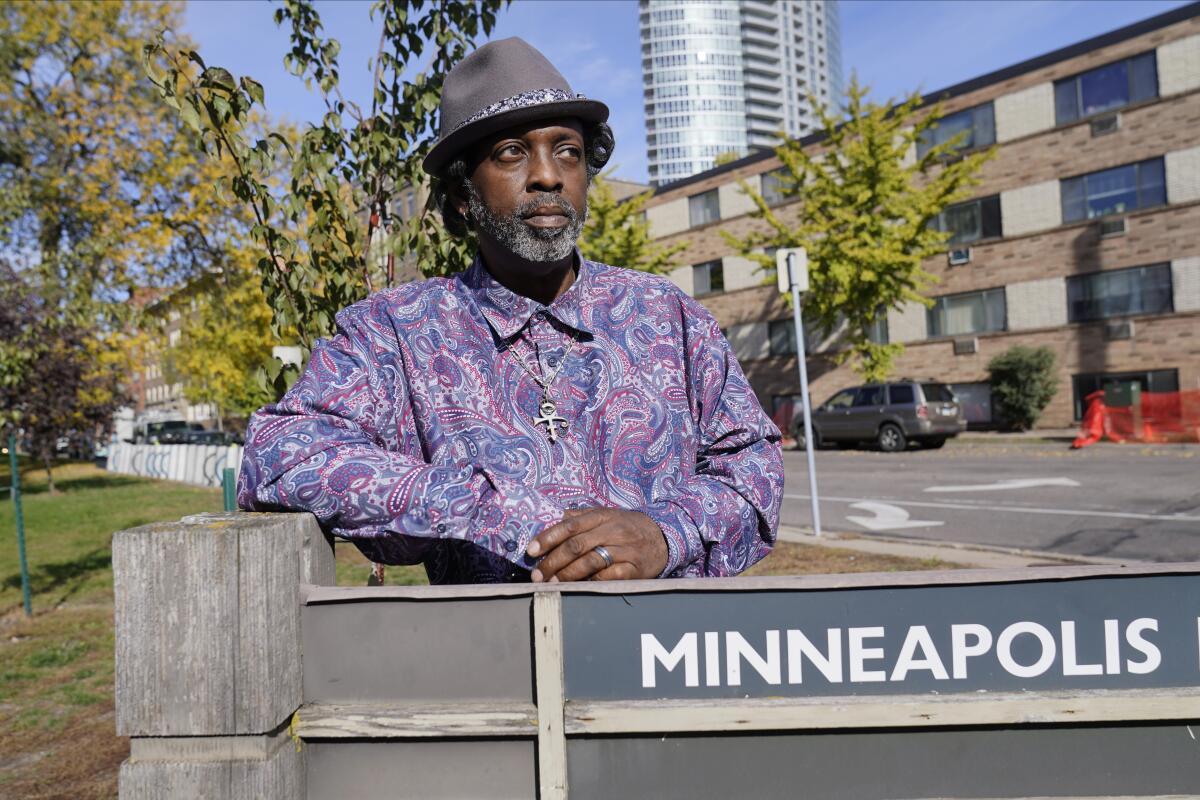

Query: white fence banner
107;442;242;489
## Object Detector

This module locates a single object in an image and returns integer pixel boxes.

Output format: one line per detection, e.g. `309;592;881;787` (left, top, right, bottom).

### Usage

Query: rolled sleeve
649;299;784;577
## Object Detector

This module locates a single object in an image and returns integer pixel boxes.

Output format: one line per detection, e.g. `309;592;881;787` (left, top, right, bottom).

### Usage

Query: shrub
987;346;1058;431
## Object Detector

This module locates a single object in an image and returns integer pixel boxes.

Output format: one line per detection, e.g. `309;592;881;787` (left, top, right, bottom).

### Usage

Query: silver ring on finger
593;545;614;569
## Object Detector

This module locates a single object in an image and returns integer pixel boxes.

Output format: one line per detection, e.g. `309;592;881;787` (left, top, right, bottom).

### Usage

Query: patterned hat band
450;88;590;135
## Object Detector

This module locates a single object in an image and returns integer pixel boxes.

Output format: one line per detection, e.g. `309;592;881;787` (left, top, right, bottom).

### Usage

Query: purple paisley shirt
238;251;783;584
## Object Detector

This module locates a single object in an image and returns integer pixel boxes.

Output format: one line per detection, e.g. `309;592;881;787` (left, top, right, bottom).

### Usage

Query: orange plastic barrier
1073;389;1200;448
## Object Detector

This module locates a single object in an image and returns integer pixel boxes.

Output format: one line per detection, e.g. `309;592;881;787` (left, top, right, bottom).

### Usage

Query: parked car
183;429;242;446
790;380;966;452
132;420;204;444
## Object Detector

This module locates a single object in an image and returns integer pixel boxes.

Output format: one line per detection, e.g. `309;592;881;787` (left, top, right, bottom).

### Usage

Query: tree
988;345;1058;431
0;1;245;320
726;78;994;381
144;0;507;393
0;268;127;492
578;174;685;275
164;251;281;429
1;1;265;447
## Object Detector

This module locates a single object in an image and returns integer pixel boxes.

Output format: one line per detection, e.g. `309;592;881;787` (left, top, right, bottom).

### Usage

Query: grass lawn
0;459;223;799
0;459;950;798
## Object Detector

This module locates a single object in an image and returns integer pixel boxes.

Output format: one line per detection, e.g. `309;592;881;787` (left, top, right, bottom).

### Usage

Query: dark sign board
562;575;1200;700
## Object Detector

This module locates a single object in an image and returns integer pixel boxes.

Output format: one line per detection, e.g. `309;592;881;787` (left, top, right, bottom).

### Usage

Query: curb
775;525;1143;570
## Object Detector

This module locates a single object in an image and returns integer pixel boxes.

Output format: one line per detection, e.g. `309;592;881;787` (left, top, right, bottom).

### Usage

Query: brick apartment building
641;4;1200;429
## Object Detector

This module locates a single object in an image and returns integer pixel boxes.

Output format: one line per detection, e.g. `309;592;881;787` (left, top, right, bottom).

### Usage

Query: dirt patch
744;540;951;576
0;707;126;799
0;604;125;799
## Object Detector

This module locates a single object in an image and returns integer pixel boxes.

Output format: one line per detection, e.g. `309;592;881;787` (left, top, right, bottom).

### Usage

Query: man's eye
559;146;582;159
497;145;523;159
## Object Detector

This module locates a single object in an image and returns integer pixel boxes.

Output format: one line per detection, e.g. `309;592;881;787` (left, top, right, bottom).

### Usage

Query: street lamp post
777;249;822;537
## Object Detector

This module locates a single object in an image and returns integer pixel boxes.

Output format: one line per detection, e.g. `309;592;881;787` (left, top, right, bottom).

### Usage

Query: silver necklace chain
507;339;573;393
505;336;575;443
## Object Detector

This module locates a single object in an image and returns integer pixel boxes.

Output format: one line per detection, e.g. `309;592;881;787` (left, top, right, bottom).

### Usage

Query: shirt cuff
397;464;567;570
643;499;703;578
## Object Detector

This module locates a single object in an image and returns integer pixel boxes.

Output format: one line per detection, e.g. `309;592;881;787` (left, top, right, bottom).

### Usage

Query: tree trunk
42;451;56;494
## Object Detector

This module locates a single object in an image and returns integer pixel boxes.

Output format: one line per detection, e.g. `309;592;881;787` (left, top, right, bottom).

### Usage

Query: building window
760;167;791;205
932;195;1002;245
769;319;797;356
1054;51;1158;125
688;189;721;226
926;288;1007;337
1071;369;1178;420
768;318;822;355
693;259;724;296
1060;158;1165;223
866;312;889;344
917;102;995;158
1066;263;1173;323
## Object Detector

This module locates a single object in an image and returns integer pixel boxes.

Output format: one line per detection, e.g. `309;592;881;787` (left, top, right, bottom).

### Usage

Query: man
238;38;784;584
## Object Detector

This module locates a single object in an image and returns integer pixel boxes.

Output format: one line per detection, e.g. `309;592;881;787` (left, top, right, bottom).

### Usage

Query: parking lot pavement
779;441;1200;564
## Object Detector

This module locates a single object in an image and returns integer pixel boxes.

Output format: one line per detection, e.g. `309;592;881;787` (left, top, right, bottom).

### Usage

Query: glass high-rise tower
640;0;843;186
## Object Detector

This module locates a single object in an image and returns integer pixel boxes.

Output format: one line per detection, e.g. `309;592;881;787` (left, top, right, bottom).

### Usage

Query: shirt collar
461;248;594;340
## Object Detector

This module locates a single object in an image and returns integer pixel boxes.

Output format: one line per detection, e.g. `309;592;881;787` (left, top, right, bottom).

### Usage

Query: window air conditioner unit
1090;113;1120;137
1099;217;1127;237
1105;320;1134;340
953;337;978;355
947;248;972;266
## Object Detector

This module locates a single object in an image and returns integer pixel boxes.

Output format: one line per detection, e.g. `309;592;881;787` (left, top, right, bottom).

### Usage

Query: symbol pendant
533;397;568;443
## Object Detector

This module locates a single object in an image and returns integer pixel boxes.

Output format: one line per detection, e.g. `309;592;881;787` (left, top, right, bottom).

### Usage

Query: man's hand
527;508;668;582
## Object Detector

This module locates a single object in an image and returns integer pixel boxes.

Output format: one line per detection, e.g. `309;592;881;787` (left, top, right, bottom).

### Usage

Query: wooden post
113;512;335;799
533;591;568;799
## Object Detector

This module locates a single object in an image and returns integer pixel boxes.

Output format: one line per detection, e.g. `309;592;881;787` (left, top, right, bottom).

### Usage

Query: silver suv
790;381;966;452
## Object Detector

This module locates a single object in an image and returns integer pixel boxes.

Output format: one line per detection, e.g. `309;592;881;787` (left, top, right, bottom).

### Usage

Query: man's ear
450;180;470;220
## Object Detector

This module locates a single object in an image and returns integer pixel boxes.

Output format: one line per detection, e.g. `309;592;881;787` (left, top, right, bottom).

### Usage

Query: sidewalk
776;525;1142;570
954;427;1079;443
783;429;1200;449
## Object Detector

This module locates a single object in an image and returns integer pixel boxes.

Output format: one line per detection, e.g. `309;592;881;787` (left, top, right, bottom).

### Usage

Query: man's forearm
238;408;567;569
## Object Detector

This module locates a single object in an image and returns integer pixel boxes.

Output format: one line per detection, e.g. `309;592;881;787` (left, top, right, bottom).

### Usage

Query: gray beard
466;182;587;263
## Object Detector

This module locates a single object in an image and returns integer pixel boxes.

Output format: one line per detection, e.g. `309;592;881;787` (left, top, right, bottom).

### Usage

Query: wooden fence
112;512;1200;798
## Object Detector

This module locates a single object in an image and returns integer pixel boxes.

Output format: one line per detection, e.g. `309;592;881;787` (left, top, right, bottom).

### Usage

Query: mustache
515;193;578;221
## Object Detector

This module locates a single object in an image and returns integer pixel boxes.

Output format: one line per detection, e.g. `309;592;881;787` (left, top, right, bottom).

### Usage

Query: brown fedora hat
422;37;609;176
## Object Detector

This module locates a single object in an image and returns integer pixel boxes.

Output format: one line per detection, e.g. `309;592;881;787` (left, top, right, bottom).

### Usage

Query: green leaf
240;76;265;105
206;67;236;92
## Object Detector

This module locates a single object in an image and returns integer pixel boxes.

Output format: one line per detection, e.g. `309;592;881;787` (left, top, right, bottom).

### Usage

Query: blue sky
184;0;1193;184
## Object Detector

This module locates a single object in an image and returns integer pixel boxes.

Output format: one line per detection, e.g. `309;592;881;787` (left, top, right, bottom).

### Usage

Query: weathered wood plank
114;512;334;737
534;592;568;800
118;735;303;800
303;561;1200;604
564;687;1200;734
293;701;538;739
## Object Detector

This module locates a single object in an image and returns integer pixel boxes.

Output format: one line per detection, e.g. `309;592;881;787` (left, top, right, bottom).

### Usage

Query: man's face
457;118;588;264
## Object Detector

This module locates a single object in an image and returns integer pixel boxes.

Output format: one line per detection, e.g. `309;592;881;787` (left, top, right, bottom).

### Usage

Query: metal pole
788;254;823;537
8;433;32;616
222;467;236;512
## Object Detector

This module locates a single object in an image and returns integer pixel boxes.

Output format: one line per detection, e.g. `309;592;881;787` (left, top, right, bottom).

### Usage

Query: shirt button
436;523;447;534
503;539;518;552
547;356;558;367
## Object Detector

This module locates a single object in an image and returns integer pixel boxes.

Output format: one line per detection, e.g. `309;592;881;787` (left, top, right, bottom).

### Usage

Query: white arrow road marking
924;477;1081;493
785;493;1200;523
846;501;945;532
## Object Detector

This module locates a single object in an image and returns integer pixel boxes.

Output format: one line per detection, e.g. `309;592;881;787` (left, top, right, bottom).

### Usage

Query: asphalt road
780;441;1200;563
